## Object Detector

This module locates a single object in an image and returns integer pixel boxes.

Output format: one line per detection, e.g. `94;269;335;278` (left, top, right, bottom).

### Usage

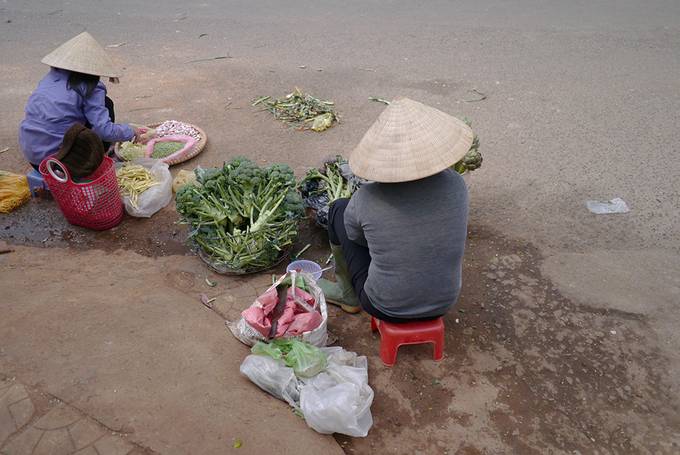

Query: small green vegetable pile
118;141;146;161
253;88;338;132
152;141;184;159
176;157;305;272
453;119;483;174
252;338;327;378
302;155;356;203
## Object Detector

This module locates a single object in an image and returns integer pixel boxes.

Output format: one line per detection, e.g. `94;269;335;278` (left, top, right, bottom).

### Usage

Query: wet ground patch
331;225;679;454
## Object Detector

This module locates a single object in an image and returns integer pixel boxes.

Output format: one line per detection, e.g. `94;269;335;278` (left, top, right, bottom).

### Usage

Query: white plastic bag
227;271;328;347
586;197;630;214
119;158;172;217
299;352;374;437
239;345;374;437
240;354;300;408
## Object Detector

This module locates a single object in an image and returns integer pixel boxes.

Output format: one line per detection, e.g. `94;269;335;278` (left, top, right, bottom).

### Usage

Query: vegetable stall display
116;163;159;210
115;120;207;166
299;156;362;228
301;123;482;228
176;157;305;273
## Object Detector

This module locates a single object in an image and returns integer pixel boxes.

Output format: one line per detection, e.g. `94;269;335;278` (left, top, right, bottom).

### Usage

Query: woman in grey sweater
317;98;473;322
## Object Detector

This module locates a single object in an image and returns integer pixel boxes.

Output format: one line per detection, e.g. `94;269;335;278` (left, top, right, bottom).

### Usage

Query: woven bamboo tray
193;241;292;275
114;122;207;166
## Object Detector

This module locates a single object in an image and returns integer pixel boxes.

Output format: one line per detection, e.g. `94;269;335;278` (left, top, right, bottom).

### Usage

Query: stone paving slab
0;379;137;455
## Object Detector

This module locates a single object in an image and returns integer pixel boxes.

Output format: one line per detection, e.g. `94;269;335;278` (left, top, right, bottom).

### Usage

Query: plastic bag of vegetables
300;155;364;228
228;271;328;347
116;159;172;218
240;343;374;437
252;338;328;378
176;156;305;273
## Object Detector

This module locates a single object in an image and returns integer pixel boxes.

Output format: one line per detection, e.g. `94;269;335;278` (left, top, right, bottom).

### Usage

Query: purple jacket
19;68;134;165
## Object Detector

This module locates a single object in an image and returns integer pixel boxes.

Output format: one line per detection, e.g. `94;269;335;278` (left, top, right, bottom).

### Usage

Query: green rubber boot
317;244;361;314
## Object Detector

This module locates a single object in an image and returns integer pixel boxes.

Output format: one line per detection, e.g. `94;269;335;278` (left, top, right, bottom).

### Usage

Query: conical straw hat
349;97;473;182
41;32;121;78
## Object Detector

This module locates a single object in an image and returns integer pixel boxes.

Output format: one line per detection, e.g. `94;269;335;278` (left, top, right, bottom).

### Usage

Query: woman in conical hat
19;32;152;172
316;97;473;322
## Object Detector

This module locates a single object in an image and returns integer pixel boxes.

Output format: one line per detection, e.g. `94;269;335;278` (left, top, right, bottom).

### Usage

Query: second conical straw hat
41;32;121;78
349;97;473;182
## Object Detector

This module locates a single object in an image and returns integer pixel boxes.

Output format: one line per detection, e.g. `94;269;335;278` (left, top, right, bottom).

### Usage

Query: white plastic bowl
286;260;322;280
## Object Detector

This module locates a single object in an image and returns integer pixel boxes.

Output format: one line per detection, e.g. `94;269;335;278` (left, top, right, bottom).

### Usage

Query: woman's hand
131;124;156;144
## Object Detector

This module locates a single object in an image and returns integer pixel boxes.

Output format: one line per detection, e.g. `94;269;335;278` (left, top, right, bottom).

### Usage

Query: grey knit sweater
344;169;469;318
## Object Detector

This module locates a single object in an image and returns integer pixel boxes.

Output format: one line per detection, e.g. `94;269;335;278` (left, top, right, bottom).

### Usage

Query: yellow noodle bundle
0;170;30;213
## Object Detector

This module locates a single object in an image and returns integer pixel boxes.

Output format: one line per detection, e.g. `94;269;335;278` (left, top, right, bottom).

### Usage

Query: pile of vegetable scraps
175;157;305;272
253;87;338;132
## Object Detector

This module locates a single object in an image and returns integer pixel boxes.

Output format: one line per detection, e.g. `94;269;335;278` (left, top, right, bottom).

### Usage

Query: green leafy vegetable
152;141;184;159
453;119;483;174
118;141;146;161
301;155;355;203
252;339;327;378
176;157;304;272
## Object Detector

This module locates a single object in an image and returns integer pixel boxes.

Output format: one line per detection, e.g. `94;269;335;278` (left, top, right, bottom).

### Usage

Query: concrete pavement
0;247;342;455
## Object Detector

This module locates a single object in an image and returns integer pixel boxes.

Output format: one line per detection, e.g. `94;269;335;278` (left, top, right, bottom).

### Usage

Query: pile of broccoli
453;119;483;174
176;157;304;272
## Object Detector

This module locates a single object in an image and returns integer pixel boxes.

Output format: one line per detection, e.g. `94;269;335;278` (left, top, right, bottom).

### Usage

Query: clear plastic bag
252;339;328;378
118;158;172;217
240;345;373;437
239;354;300;408
299;354;374;437
586;197;630;214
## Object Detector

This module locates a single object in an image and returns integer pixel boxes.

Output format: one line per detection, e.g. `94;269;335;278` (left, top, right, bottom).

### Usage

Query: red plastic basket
39;156;123;230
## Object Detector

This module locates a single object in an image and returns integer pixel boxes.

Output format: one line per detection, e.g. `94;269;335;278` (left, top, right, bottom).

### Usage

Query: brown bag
56;123;105;179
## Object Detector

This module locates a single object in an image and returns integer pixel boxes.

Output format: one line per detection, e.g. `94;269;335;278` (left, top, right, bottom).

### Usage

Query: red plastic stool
370;316;444;366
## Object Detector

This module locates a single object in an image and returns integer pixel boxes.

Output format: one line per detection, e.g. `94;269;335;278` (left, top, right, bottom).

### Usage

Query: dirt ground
333;225;680;454
2;207;680;453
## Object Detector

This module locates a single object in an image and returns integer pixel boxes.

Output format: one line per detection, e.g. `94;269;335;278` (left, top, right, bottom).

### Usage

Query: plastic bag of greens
240;344;373;437
239;354;300;408
251;340;285;360
299;348;373;437
252;339;327;378
285;340;328;378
